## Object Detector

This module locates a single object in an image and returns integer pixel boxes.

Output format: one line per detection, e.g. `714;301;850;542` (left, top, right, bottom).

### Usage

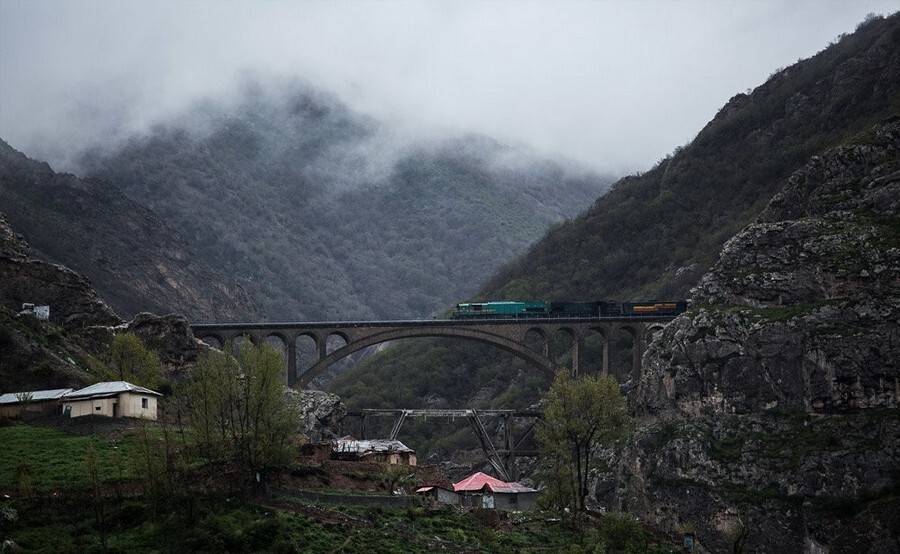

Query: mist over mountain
71;78;611;321
331;13;900;425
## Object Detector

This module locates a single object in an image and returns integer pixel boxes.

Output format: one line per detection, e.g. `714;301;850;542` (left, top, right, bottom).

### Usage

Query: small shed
415;486;460;507
331;438;417;466
19;303;50;321
0;388;73;419
453;472;539;510
63;381;162;420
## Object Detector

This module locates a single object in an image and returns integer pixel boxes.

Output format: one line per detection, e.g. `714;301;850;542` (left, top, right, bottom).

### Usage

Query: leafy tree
14;392;33;418
382;464;414;494
105;332;163;389
536;371;631;511
188;343;300;490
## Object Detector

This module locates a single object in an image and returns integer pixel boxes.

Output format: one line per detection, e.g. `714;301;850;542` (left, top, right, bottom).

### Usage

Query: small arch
609;326;636;382
326;332;348;355
198;334;223;350
231;333;256;357
523;328;547;355
264;331;289;349
548;327;576;367
264;334;288;382
646;323;666;345
580;327;608;376
294;334;318;382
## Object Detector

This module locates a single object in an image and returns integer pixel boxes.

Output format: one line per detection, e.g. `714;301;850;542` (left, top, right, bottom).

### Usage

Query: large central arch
301;326;554;386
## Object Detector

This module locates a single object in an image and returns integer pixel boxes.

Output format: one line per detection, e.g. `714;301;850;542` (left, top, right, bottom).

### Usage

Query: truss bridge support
345;408;540;482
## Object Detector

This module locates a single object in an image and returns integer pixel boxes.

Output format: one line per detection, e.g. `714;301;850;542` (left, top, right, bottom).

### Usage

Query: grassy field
0;423;141;490
0;423;679;553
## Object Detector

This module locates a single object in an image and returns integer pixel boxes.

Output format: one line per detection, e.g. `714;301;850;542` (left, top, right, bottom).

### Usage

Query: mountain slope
0;140;259;320
331;13;900;425
481;13;900;303
78;81;610;320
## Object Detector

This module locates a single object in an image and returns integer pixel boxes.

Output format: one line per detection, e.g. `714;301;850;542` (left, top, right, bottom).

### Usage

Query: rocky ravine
607;120;899;553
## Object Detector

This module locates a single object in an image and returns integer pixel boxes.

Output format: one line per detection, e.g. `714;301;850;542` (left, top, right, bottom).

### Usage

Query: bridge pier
572;337;582;377
287;340;298;388
603;339;610;375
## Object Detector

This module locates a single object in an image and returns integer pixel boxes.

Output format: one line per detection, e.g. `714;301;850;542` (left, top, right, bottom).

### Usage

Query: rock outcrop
124;312;208;373
612;120;900;553
0;212;121;330
1;215;208;391
287;389;347;442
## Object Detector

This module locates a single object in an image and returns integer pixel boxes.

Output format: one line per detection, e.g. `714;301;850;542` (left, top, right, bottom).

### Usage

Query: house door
112;402;118;417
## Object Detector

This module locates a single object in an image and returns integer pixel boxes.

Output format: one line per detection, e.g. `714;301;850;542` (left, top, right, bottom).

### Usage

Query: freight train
451;300;687;319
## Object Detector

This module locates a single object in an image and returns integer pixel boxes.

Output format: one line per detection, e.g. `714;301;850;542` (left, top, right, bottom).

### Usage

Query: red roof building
451;472;539;509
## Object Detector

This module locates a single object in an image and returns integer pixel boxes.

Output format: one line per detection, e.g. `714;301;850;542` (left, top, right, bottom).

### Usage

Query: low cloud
1;0;897;173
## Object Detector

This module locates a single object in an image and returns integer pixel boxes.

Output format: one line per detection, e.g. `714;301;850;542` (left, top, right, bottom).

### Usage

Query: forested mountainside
77;80;610;321
331;14;900;432
0;141;258;321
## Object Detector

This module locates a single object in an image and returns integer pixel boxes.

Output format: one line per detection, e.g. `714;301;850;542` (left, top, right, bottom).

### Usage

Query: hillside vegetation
76;81;610;321
0;143;258;321
331;14;900;436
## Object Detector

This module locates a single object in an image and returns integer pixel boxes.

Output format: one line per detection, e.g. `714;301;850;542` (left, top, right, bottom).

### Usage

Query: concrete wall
492;491;539;510
361;451;417;466
458;491;539;510
1;401;62;419
65;393;158;420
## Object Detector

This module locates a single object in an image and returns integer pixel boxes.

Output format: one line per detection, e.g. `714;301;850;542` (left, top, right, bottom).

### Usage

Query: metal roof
65;381;162;400
332;438;414;454
453;472;537;494
0;388;74;405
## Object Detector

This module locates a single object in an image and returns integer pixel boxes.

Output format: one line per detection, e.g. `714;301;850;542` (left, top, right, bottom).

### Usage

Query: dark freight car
621;301;687;316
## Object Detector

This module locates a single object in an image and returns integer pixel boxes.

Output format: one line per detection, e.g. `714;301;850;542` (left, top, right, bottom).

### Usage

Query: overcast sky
1;0;897;173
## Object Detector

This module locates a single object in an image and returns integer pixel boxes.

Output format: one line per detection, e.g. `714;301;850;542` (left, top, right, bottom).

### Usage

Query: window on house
141;398;148;409
95;406;102;411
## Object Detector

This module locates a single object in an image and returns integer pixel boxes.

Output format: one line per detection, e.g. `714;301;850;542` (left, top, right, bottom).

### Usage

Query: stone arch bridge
191;317;673;388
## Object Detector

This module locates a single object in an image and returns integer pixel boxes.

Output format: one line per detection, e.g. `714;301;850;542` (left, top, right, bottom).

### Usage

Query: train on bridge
451;300;687;319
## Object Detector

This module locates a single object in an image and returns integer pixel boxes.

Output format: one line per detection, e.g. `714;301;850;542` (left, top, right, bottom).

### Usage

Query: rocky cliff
0;212;120;330
610;119;899;553
0;213;212;390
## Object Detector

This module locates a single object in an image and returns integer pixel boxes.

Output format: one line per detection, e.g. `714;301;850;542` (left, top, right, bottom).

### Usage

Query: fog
1;0;897;173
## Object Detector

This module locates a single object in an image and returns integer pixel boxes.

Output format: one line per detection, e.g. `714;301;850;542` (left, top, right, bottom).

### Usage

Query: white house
62;381;162;420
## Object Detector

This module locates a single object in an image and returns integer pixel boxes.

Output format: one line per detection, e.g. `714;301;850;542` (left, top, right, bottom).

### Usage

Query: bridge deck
191;315;676;330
